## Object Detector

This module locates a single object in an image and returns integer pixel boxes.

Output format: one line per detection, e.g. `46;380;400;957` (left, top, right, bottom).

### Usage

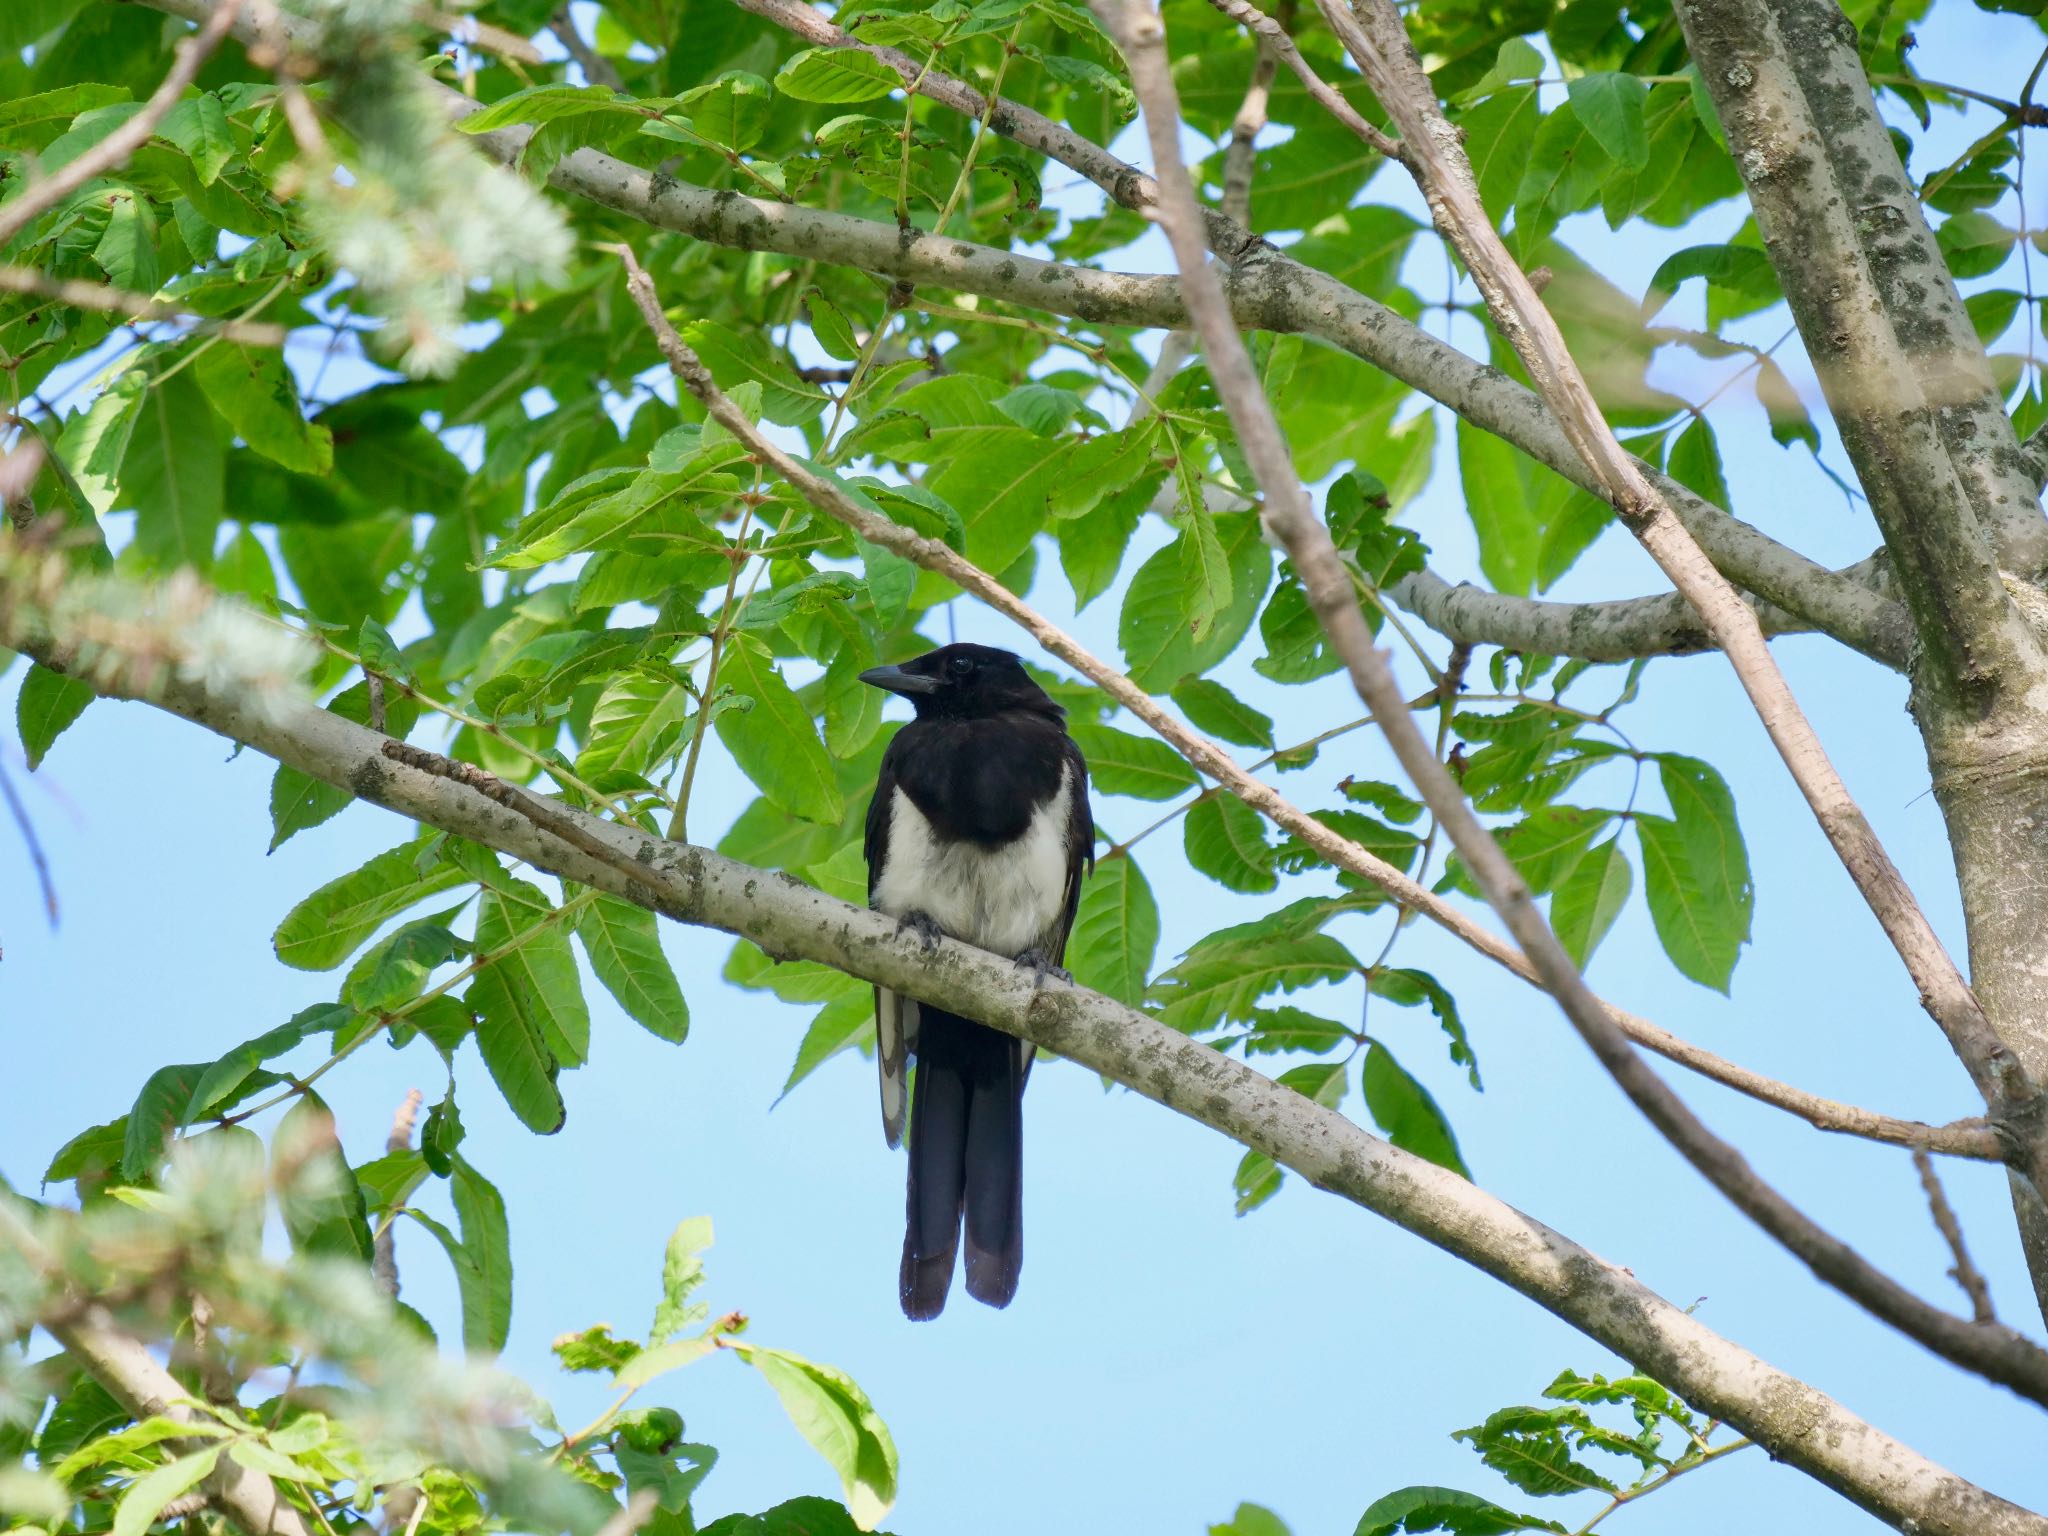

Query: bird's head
858;643;1061;722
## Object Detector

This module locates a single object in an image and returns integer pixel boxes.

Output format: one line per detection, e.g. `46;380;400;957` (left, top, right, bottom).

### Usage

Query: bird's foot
895;910;945;954
1013;947;1071;987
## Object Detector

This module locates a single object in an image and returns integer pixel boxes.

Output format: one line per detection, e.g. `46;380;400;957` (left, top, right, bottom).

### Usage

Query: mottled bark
1676;0;2048;1323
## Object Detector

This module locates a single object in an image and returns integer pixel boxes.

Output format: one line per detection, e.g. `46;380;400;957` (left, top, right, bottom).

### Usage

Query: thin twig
549;4;622;89
0;758;58;927
1312;0;2026;1135
1094;0;2048;1400
0;0;247;247
0;268;291;347
372;1088;423;1299
1203;0;1399;159
1914;1149;1997;1324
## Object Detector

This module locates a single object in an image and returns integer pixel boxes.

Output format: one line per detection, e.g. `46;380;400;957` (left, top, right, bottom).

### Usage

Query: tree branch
1315;0;2028;1166
548;4;622;90
0;0;245;248
1389;564;1811;660
48;1308;315;1536
1915;1148;1998;1325
8;591;2042;1536
1202;0;1399;159
1674;0;2048;682
1094;0;2048;1410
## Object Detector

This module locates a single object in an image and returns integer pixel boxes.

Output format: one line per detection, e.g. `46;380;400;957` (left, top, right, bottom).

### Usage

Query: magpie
859;643;1094;1319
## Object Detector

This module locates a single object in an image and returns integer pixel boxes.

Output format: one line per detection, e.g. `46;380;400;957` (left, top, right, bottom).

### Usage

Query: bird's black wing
1051;733;1095;966
866;734;914;1149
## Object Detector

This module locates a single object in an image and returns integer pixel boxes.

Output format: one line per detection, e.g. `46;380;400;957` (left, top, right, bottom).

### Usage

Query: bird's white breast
872;767;1072;958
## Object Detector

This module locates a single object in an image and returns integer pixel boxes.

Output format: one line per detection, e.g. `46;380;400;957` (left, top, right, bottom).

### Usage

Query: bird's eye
948;655;975;676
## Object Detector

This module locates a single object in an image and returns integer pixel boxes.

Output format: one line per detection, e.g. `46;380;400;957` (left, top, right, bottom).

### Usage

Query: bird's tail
900;1009;1023;1319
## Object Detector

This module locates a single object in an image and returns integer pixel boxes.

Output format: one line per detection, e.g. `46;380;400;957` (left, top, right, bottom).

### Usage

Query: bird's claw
896;910;944;954
1013;948;1071;987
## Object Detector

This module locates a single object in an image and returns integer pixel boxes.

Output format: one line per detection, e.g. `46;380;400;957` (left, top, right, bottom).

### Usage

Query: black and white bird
859;643;1093;1319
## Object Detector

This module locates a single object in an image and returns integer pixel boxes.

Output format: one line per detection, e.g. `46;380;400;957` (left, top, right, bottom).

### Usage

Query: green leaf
1662;417;1728;514
1170;677;1274;749
1211;1503;1292;1536
275;1095;374;1262
732;1345;898;1530
269;680;422;851
717;637;844;824
468;964;568;1134
92;191;156;290
185;1004;347;1121
158;91;234;183
580;668;694;779
577;896;689;1043
1368;969;1479;1088
684;320;832;426
1121;512;1273;690
472;880;590;1067
1641;244;1778;322
1155;930;1361;1032
1231;1148;1283;1215
111;1448;221;1536
1184;792;1277;893
1179;506;1234;641
1067;721;1199;800
1638;754;1752;990
1550;836;1632;967
345;914;468;1013
121;373;224;572
651;1215;714;1344
1354;1485;1558;1536
775;46;902;102
1362;1042;1469;1177
16;662;93;769
195;344;333;475
272;839;466;971
1565;73;1649;170
1065;853;1158;1007
1936;211;2016;281
803;287;863;361
679;70;771;152
458;82;652;133
555;1324;643;1375
451;1155;514;1352
124;1062;209;1180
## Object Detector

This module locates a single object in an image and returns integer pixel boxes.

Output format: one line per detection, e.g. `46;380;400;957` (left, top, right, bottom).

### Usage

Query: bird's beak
858;664;942;697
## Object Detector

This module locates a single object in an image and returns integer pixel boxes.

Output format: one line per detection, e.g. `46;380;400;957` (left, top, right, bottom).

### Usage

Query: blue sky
6;6;2048;1533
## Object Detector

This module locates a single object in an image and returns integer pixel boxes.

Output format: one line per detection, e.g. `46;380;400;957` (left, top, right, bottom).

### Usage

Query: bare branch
1915;1149;1998;1325
0;267;291;347
1391;564;1812;661
548;4;622;89
0;756;58;927
372;1088;424;1299
1317;0;2027;1148
1202;0;1400;159
44;1304;315;1536
1094;0;2047;1405
0;0;245;248
1220;5;1284;225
